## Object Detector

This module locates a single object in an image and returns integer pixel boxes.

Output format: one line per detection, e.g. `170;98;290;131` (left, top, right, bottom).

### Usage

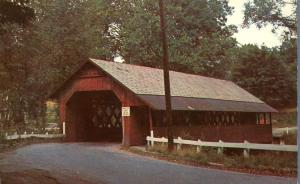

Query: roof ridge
137;94;265;104
90;58;230;83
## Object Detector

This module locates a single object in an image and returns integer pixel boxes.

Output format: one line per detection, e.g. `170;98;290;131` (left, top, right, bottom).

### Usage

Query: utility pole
158;0;173;151
296;1;300;182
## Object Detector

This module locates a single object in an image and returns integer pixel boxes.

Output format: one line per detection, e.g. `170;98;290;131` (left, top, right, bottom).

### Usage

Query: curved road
0;143;296;184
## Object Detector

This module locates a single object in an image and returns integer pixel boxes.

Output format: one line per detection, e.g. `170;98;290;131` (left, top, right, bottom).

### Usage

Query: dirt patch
0;137;63;154
0;169;60;184
0;169;97;184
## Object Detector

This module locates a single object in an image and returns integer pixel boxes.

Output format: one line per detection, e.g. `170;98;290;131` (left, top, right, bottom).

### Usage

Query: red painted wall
153;125;272;143
57;63;148;146
128;107;150;146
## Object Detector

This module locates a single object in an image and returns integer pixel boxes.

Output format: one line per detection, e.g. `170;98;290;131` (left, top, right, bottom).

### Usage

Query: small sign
122;107;130;117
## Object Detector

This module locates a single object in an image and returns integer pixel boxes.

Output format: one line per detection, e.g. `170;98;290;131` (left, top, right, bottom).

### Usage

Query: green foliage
230;45;295;107
243;0;296;34
242;0;296;108
0;0;114;130
110;0;237;78
46;103;59;124
27;0;114;89
0;0;34;29
272;108;296;128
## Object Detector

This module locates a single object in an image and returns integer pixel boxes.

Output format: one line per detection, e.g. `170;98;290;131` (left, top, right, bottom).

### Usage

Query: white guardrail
272;126;297;137
146;132;297;158
5;132;65;140
5;122;66;140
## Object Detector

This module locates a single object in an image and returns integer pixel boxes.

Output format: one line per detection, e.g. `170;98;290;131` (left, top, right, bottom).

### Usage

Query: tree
243;0;296;35
230;45;294;107
28;0;113;86
0;0;34;32
23;0;115;126
108;0;237;78
0;0;114;130
243;0;297;107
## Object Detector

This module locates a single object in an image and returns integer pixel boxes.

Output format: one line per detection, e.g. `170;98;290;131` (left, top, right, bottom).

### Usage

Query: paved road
0;143;296;184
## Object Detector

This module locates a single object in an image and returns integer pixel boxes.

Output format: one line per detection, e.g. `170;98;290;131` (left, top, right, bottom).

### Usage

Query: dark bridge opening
66;91;122;142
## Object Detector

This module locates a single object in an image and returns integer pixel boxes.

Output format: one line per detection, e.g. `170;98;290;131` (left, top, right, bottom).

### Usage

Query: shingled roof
89;59;276;112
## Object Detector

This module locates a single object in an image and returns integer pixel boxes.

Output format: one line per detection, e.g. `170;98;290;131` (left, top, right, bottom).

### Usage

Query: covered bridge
50;58;277;146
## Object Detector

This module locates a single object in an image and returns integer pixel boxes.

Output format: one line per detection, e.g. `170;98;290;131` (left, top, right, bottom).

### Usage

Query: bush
0;132;6;144
272;111;296;128
283;133;297;145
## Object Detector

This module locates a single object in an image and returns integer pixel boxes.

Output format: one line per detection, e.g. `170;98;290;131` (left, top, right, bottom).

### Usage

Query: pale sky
227;0;292;47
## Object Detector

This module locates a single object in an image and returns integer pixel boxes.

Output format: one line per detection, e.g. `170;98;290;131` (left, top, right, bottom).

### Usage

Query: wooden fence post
243;140;250;158
161;137;167;146
280;138;285;145
177;137;182;151
196;139;202;153
217;140;223;155
150;130;154;146
63;121;66;135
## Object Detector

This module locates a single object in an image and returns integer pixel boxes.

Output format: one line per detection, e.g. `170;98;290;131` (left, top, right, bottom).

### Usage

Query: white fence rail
146;132;297;157
5;132;65;140
273;126;297;137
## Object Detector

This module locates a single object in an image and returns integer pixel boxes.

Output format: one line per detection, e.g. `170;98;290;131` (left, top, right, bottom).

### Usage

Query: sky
227;0;292;48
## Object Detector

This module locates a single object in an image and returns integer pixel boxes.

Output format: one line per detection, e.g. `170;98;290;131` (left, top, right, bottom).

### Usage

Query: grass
46;101;59;124
271;110;297;145
0;137;63;152
282;133;297;145
272;111;296;128
141;144;297;176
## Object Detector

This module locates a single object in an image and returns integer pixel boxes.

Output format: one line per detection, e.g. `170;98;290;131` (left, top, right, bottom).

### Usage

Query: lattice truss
90;104;122;129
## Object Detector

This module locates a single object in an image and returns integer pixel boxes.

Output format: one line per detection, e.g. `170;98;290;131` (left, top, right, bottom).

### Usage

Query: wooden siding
58;64;145;123
153;125;272;143
58;63;147;146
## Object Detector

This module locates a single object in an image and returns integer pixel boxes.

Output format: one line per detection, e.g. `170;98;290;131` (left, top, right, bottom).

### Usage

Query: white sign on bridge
122;107;130;117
